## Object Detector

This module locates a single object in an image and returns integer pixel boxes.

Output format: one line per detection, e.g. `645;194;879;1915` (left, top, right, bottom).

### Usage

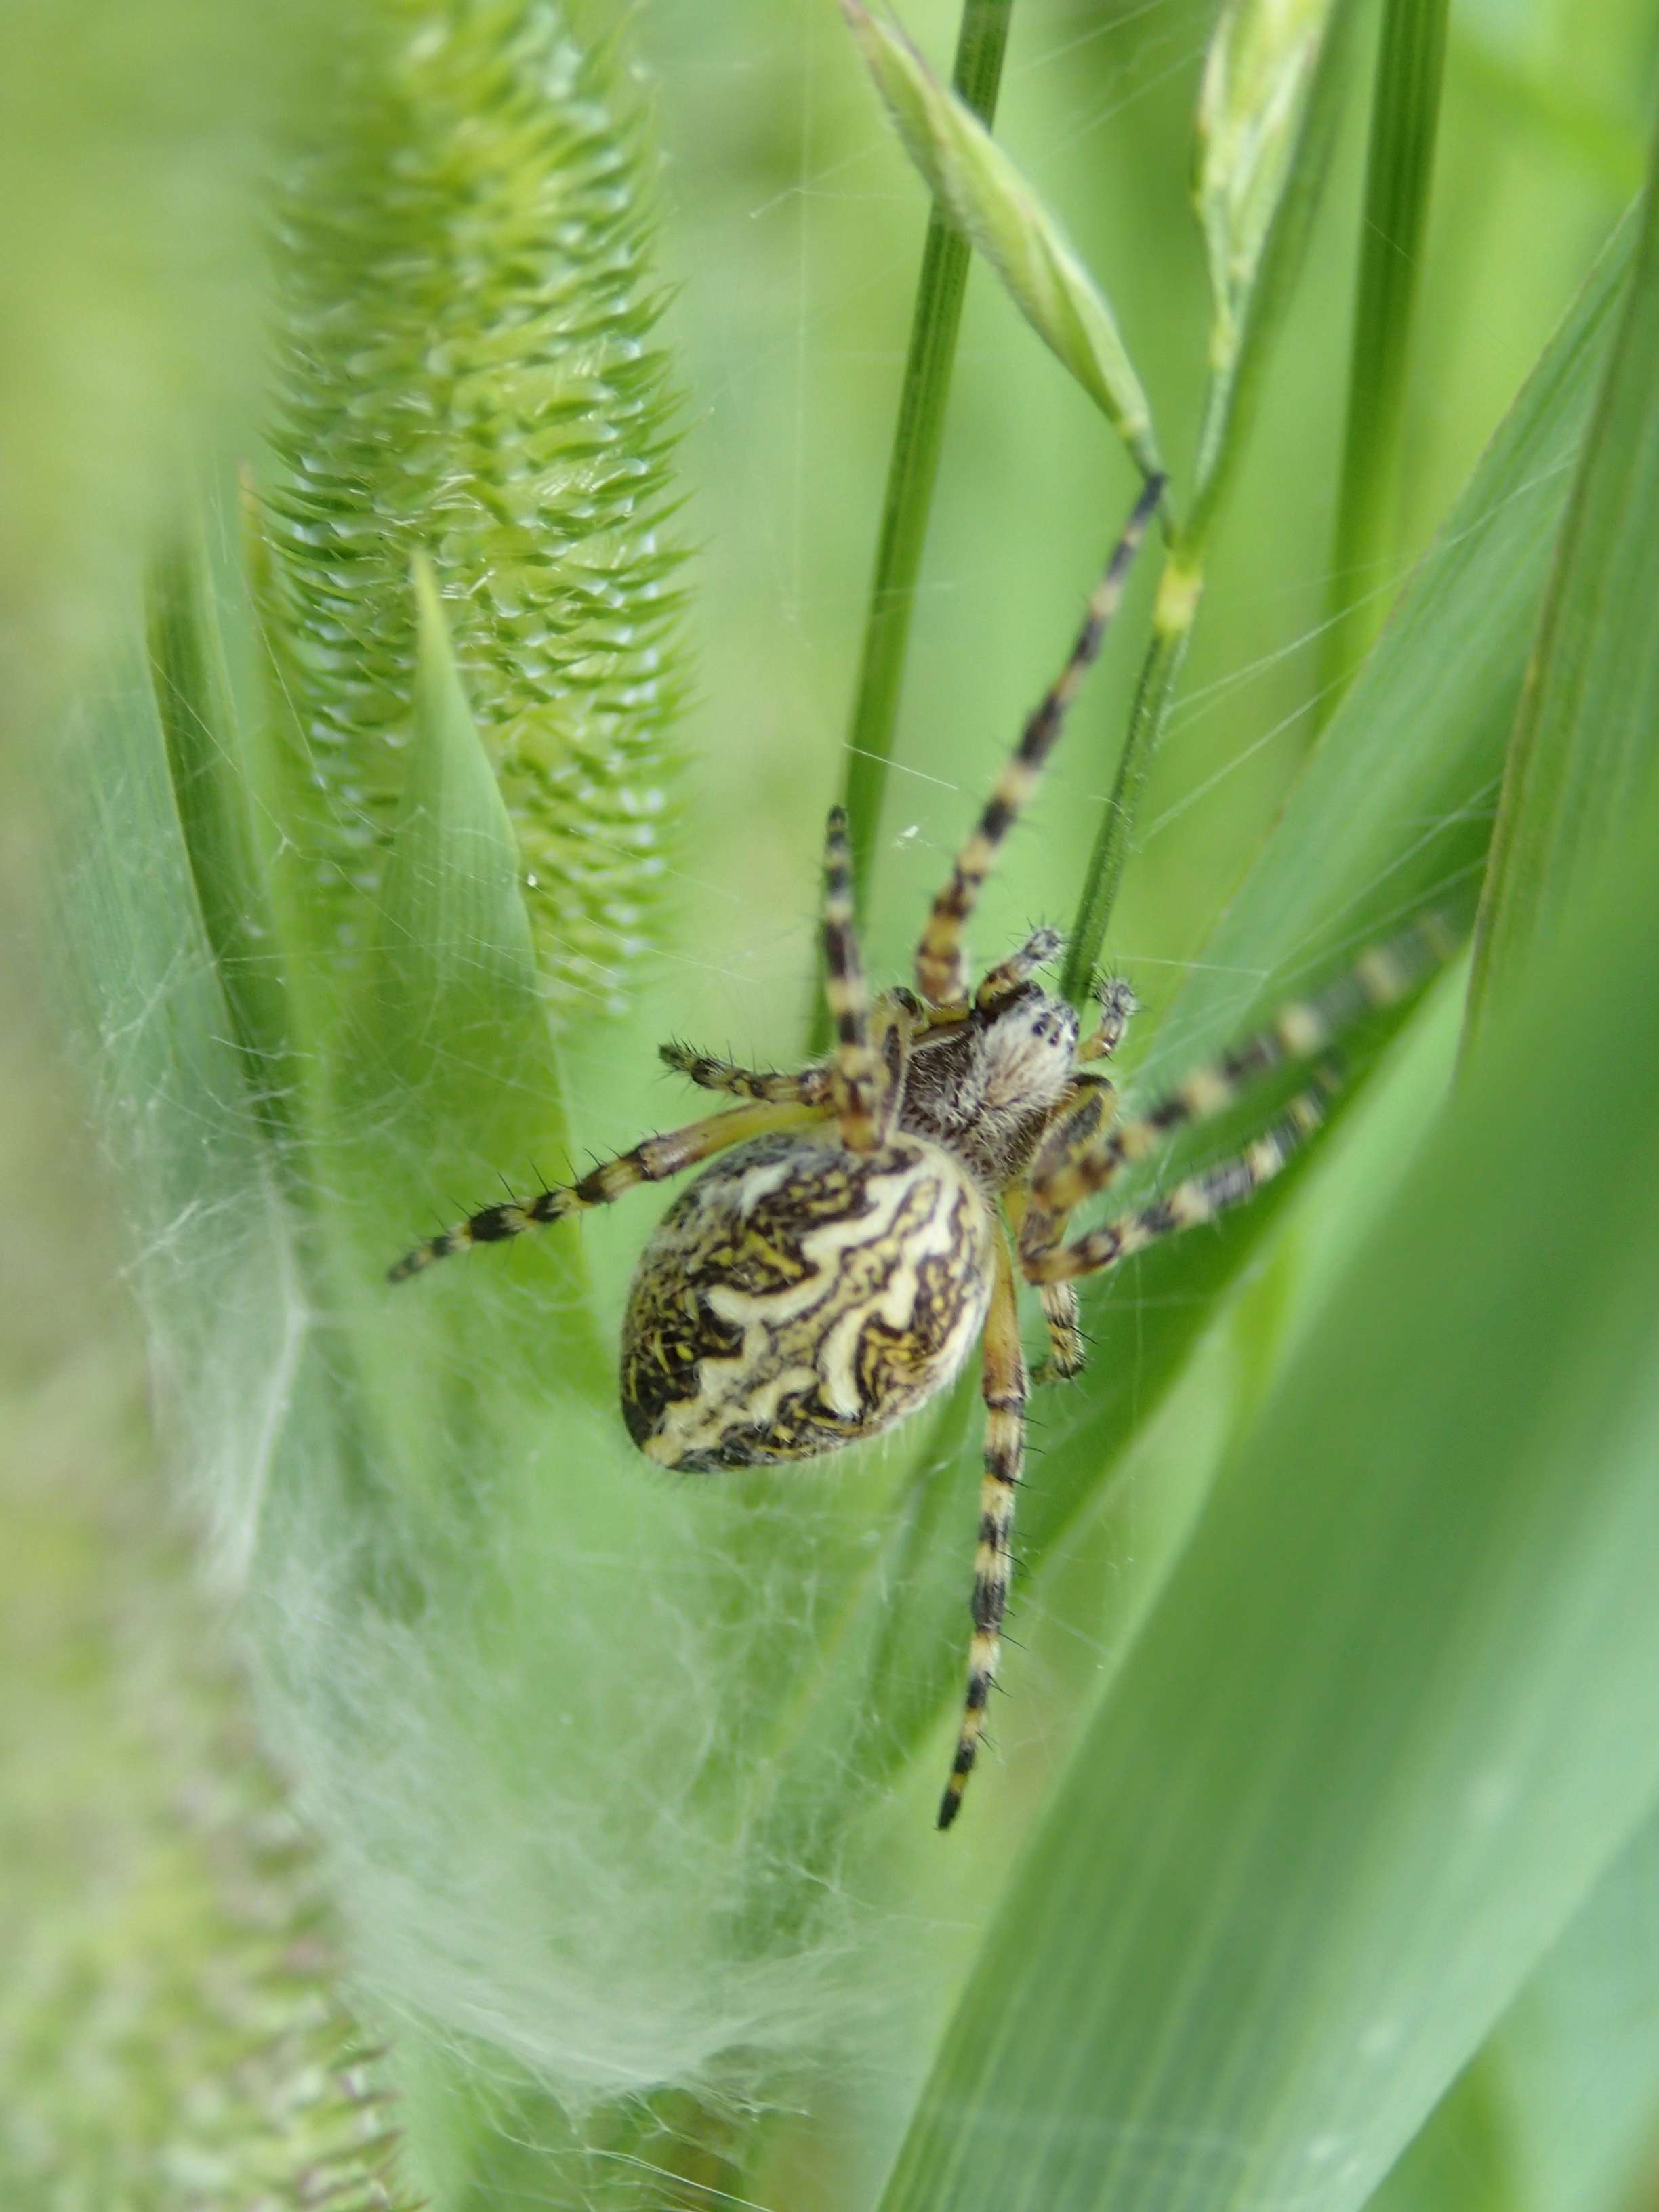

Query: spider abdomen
621;1130;994;1471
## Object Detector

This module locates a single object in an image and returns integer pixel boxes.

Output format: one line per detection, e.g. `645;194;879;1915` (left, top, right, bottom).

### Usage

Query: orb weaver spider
391;474;1451;1828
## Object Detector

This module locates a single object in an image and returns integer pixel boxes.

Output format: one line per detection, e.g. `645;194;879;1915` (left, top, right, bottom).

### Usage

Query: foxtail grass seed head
264;0;683;1019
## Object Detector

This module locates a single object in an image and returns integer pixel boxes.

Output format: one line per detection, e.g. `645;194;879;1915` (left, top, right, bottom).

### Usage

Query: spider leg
1036;1282;1086;1380
387;1097;825;1282
939;1229;1025;1831
822;804;884;1151
1002;1178;1087;1382
1024;909;1459;1258
974;926;1065;1015
914;474;1164;1006
1021;1070;1340;1288
1078;974;1139;1062
659;1042;834;1108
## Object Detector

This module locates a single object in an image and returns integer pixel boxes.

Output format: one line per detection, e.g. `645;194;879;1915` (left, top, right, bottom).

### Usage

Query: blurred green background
5;0;1659;2206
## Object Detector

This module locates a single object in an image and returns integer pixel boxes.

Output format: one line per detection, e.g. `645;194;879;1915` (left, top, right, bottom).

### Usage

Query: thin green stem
1059;562;1200;1005
808;1;1015;1052
840;0;1014;888
1324;0;1449;702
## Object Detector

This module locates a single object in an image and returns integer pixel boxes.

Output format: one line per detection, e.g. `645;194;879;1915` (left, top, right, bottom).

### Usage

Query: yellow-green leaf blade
1325;0;1451;693
838;0;1162;480
1017;208;1635;1589
1191;0;1356;533
1467;107;1659;1052
880;793;1659;2212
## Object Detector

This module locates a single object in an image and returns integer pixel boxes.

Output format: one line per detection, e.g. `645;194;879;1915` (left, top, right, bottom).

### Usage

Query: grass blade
1024;206;1633;1584
1063;0;1360;991
1375;1801;1659;2212
1466;105;1659;1052
880;793;1659;2212
1190;0;1357;533
146;532;295;1133
836;0;1162;480
1324;0;1450;696
369;561;550;1103
760;211;1631;1827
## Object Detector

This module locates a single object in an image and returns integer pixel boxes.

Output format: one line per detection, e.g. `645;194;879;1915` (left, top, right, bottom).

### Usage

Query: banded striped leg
1031;978;1139;1375
822;806;882;1151
914;473;1164;1006
939;1231;1026;1831
1003;1176;1090;1382
974;927;1065;1015
1023;908;1459;1256
659;1042;833;1108
387;1097;824;1282
1079;975;1138;1062
1021;1069;1342;1289
1036;1282;1086;1381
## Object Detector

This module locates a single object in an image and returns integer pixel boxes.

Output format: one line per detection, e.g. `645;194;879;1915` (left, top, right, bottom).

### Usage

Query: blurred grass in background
4;0;1659;2206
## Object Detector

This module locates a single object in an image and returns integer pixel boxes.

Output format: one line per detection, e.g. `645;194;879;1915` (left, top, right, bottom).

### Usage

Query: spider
390;475;1451;1828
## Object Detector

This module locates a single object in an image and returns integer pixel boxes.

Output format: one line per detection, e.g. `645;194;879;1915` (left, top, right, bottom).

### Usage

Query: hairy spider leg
1035;1280;1088;1380
914;472;1166;1008
1029;909;1459;1240
1021;1069;1340;1288
997;1178;1088;1382
658;1042;834;1107
939;1230;1027;1831
386;1097;825;1282
662;987;915;1133
974;926;1065;1015
1014;982;1138;1376
1078;974;1139;1062
823;805;884;1151
1010;1076;1118;1380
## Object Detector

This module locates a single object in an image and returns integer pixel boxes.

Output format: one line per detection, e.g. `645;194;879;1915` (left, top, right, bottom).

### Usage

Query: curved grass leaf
369;561;551;1105
836;0;1162;480
1192;0;1355;531
812;204;1635;1822
1375;1799;1659;2212
1467;106;1659;1052
146;533;295;1134
1325;0;1450;695
1062;0;1357;993
878;777;1659;2212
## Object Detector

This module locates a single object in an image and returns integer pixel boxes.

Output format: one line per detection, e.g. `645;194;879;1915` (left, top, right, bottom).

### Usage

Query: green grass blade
1466;107;1659;1053
1190;0;1359;537
836;0;1015;919
146;533;295;1134
836;0;1162;480
369;562;550;1101
1376;1801;1659;2212
757;211;1632;1828
1058;573;1196;1006
878;797;1659;2212
1367;2060;1515;2212
1063;0;1359;991
1324;0;1450;696
1021;205;1633;1578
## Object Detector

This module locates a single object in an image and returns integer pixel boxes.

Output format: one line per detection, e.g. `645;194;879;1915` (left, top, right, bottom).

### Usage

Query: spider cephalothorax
391;475;1452;1827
